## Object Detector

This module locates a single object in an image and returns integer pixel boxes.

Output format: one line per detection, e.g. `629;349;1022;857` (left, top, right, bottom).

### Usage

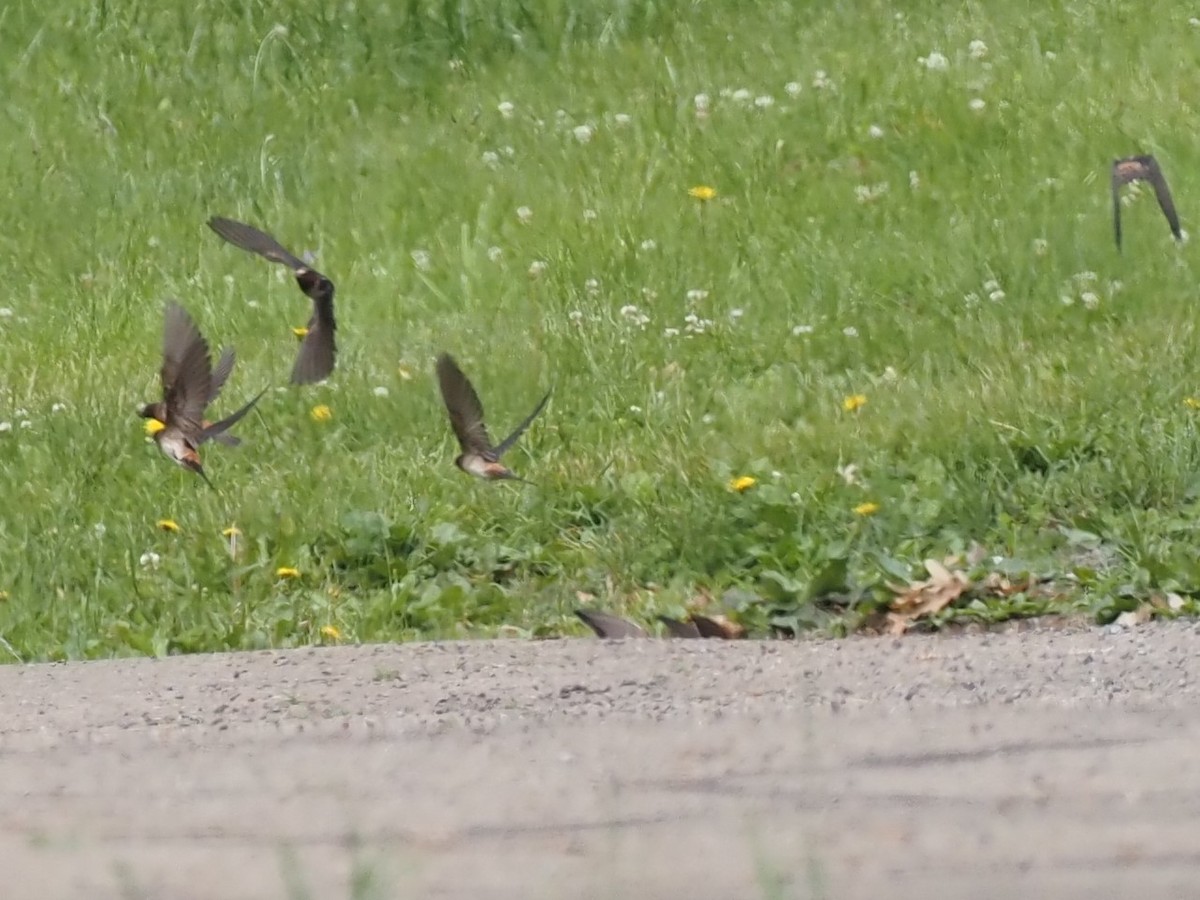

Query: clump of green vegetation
3;0;1200;660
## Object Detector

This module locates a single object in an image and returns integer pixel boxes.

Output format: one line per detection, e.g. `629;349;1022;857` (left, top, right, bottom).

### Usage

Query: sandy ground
4;621;1200;899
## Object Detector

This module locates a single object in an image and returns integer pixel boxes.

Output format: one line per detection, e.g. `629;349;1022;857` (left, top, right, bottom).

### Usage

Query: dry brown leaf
886;557;971;635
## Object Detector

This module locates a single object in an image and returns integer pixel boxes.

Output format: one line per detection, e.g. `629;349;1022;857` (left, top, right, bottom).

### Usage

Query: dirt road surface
4;621;1200;899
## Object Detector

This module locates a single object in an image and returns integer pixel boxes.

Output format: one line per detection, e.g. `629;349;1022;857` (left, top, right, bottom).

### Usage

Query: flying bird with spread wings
207;216;338;384
435;353;550;482
140;302;264;487
1111;155;1183;251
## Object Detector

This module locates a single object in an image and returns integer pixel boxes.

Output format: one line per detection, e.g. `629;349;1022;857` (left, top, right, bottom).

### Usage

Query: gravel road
4;621;1200;899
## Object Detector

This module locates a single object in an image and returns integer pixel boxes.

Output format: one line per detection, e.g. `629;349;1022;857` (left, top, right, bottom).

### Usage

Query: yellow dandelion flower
144;418;166;436
310;404;332;423
276;566;300;579
688;185;717;202
729;475;757;493
157;519;180;533
1186;397;1200;410
842;394;868;413
221;525;241;538
291;326;310;340
320;625;342;641
853;501;880;517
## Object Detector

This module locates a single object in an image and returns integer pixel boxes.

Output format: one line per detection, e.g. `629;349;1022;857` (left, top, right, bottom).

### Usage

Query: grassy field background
3;0;1200;660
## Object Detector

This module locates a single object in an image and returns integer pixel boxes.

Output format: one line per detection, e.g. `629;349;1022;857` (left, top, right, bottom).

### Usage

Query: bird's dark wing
208;347;235;405
160;302;214;433
197;389;266;445
1143;156;1183;241
1111;161;1126;250
493;390;551;458
291;271;337;384
436;354;494;453
658;616;702;638
575;610;647;639
207;217;308;271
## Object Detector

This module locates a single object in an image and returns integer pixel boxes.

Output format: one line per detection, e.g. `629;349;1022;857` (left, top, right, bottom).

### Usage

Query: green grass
4;0;1200;660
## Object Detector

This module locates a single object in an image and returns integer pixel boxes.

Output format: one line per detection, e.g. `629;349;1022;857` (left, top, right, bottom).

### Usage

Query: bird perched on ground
435;353;550;482
206;216;337;384
575;610;647;639
1111;155;1182;251
140;302;264;487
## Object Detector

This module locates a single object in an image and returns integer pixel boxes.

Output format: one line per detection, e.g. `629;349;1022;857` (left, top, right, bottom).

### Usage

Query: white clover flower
754;95;775;108
497;101;515;118
572;124;595;143
1081;291;1100;309
983;279;1000;292
410;249;431;271
843;326;859;337
582;208;598;222
584;278;601;295
373;386;389;397
868;124;885;139
969;39;989;59
855;182;889;204
836;463;861;486
19;420;31;429
568;310;584;323
1044;51;1057;60
93;523;106;538
792;324;814;336
51;403;66;413
642;287;658;301
702;414;716;425
813;70;835;90
909;170;920;190
639;239;657;252
968;98;986;112
487;246;503;262
554;108;569;122
729;308;745;320
139;551;161;569
0;422;10;433
0;308;13;318
628;405;643;414
963;292;980;306
920;52;949;70
516;206;533;224
613;113;632;126
527;260;548;278
619;304;640;317
882;366;899;382
686;289;709;303
785;81;802;97
1032;238;1049;256
1060;294;1075;306
731;88;752;103
481;150;500;168
1074;271;1098;283
988;290;1006;302
694;93;711;114
664;327;680;337
501;145;515;157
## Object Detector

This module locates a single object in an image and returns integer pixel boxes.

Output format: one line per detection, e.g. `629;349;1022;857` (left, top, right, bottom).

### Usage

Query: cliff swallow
659;613;745;639
140;302;264;487
435;353;550;482
206;216;337;384
574;610;647;639
1112;155;1182;251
